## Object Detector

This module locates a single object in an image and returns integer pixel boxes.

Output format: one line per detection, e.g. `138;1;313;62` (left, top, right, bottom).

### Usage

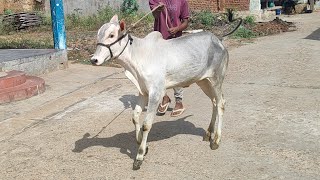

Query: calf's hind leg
211;83;225;150
196;79;217;142
196;78;225;150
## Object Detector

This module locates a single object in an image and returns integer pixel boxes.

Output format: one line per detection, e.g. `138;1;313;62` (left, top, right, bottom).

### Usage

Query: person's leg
172;87;185;117
157;93;171;114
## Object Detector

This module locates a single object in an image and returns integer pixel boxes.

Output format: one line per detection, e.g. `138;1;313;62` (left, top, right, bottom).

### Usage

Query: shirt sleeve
180;0;190;20
149;0;160;10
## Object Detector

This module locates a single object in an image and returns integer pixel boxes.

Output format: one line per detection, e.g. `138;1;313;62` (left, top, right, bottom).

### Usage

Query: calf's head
91;15;126;65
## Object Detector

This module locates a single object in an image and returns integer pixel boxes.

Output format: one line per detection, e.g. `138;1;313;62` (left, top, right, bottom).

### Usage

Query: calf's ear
110;14;119;23
120;19;126;32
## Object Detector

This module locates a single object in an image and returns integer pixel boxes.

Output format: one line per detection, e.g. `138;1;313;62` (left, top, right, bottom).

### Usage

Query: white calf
91;15;229;170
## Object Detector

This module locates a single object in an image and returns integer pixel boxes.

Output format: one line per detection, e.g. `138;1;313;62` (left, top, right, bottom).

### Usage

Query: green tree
121;0;139;14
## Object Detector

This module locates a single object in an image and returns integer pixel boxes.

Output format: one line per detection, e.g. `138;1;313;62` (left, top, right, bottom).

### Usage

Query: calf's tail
222;18;243;37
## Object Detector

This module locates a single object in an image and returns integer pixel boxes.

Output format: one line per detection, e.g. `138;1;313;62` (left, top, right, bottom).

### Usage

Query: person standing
149;0;190;117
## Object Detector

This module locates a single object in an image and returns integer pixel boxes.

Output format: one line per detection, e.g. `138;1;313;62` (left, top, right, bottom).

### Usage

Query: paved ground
0;12;320;179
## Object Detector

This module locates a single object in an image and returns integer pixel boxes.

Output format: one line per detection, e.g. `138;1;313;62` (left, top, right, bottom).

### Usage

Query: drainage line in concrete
93;108;127;138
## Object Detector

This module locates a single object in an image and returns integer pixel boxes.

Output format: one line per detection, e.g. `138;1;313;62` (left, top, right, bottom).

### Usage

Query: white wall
45;0;150;16
250;0;261;12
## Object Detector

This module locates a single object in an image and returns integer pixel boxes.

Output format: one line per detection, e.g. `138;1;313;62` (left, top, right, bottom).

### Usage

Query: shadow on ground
305;28;320;41
119;94;137;110
72;115;205;159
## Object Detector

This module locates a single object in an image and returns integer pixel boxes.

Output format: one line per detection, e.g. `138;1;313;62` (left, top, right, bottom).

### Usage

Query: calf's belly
165;69;207;89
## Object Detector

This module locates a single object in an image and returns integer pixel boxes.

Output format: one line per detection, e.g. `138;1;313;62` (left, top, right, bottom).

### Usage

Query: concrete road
1;13;319;179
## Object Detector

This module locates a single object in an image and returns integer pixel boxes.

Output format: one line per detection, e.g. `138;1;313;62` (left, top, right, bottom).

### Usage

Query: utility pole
50;0;67;49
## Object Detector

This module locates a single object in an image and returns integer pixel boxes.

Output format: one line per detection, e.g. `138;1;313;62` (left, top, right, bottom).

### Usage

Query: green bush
64;5;154;31
196;10;215;26
65;6;117;31
121;0;139;14
39;14;52;26
231;26;256;39
4;9;13;15
244;15;256;26
0;18;15;35
96;6;116;25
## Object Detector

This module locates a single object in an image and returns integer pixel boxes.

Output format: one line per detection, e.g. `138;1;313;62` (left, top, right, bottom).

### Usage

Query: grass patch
0;36;53;49
0;16;15;35
244;15;256;26
231;26;257;39
192;10;216;27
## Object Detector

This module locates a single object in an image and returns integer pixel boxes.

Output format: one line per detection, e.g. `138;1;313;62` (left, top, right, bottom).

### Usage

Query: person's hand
156;2;165;11
169;27;180;35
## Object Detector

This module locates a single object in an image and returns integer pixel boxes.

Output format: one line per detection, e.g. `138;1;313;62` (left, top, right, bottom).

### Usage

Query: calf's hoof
210;141;219;150
133;160;143;170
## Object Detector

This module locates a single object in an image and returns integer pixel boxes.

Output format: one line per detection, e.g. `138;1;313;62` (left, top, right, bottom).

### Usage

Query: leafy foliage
231;26;257;39
4;9;13;15
244;15;256;26
121;0;139;14
193;10;216;27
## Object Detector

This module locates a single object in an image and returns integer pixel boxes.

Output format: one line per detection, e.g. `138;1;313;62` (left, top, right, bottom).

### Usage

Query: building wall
50;0;249;15
0;0;251;15
188;0;219;12
250;0;261;12
44;0;150;16
224;0;250;10
187;0;250;12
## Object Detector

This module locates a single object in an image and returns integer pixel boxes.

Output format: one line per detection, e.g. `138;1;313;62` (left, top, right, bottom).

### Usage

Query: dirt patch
67;31;96;64
250;18;296;36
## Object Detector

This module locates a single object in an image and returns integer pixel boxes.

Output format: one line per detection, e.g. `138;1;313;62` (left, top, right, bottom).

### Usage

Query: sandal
171;107;185;117
170;100;185;117
157;97;171;114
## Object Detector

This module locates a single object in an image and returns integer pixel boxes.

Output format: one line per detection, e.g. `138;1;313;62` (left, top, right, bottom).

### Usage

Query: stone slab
0;49;68;75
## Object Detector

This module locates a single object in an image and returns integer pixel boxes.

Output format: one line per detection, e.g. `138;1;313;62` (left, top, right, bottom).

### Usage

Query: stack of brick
187;0;250;12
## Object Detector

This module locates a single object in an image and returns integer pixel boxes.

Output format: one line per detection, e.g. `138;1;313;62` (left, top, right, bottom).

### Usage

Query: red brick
0;70;26;89
0;71;45;104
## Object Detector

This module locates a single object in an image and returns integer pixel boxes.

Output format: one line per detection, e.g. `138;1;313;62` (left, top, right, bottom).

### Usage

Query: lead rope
126;4;170;32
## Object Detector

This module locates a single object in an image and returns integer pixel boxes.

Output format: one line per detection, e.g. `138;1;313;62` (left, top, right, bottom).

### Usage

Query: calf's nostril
90;59;98;64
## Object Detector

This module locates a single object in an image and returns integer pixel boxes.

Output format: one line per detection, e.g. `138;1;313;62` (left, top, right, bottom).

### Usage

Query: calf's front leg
132;93;147;145
133;88;164;170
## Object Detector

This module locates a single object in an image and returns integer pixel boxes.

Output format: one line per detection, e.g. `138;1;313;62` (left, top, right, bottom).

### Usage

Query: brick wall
188;0;219;12
187;0;249;12
224;0;250;11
